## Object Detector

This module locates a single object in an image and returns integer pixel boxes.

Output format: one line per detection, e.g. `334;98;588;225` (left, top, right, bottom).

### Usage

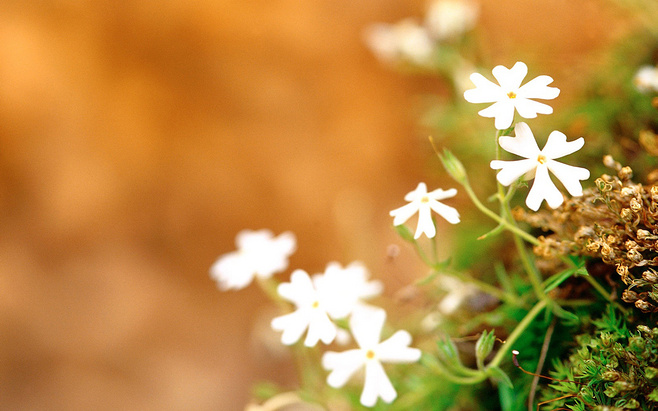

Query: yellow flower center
507;91;517;99
537;154;547;164
420;196;430;203
312;301;320;308
365;349;376;360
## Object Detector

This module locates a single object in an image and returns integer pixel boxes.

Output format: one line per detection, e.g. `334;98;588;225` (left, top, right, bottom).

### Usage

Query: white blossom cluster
210;230;421;407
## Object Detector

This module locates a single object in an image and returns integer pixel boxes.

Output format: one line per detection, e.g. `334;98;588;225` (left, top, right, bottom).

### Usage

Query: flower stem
462;182;539;246
487;298;549;369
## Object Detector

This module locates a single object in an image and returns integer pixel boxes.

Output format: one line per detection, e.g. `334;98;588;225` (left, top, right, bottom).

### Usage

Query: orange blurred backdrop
0;1;632;409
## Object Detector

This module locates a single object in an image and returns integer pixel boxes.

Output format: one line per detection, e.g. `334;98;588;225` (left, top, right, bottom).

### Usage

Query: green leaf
543;266;588;292
486;365;514;389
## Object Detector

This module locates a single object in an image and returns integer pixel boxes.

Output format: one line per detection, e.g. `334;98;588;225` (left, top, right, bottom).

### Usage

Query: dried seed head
603;154;621;170
622;289;639;303
637;229;652;240
635;299;653;312
651;186;658;202
596;178;613;193
642;270;658;283
630;198;643;213
621;186;638;197
627;249;643;263
619;166;633;180
625;240;638;249
620;208;633;222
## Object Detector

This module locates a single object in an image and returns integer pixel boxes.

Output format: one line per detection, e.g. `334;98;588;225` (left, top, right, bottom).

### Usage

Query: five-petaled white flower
464;61;560;130
322;307;422;407
389;182;460;239
490;122;590;211
316;261;383;319
271;263;382;347
210;229;296;291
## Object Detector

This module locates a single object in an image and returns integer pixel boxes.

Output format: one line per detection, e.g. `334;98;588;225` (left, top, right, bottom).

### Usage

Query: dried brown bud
603;154;620;170
652;186;658;202
636;229;652;240
620;208;633;222
642;270;658;283
627;249;643;263
602;370;621;381
635;299;653;312
625;240;639;249
619;166;633;180
622;289;639;303
630;198;643;213
621;186;638;197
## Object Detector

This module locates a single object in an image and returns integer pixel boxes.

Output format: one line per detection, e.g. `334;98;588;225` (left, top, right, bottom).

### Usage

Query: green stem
462;182;539;246
487;298;549;369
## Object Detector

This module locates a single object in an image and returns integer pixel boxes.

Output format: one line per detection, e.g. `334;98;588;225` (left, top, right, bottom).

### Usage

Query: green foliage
541;307;658;410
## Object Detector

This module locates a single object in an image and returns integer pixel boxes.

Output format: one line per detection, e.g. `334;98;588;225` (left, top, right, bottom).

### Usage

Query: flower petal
389;201;420;226
513;98;553;119
492;61;527;90
490;159;537;186
547;160;590;197
271;309;311;345
525;165;564;211
405;182;427;201
518;75;559;100
277;270;316;306
323;350;365;388
351;307;386;349
361;360;396;407
377;330;422;363
464;73;502;103
415;204;436;238
429;200;460;224
498;122;540;158
305;310;337;346
209;252;254;290
427;187;458;201
541;131;585;160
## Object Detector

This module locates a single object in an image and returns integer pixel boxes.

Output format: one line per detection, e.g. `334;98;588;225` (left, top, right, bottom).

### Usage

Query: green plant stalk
492;128;546;301
486;298;549;370
429;299;549;385
461;181;539;246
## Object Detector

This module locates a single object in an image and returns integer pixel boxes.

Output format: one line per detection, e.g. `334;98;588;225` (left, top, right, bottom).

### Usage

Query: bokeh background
0;1;636;409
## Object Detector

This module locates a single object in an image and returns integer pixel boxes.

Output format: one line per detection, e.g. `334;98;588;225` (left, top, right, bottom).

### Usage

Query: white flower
322;307;422;407
464;62;560;130
271;269;339;347
271;262;382;347
315;261;383;318
363;19;434;66
389;182;460;239
634;65;658;93
425;0;479;40
490;122;590;211
210;229;296;291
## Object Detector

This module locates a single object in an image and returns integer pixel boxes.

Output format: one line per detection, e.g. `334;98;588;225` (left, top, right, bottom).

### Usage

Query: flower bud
643;270;658;283
475;330;495;368
635;299;653;311
603;154;620;169
627;249;643;263
619;166;633;180
622;289;639;303
637;229;652;240
630;198;643;213
645;366;658;380
602;370;621;381
620;208;633;222
438;148;468;185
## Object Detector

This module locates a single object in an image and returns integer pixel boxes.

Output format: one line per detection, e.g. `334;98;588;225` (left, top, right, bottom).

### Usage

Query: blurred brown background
0;1;633;410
